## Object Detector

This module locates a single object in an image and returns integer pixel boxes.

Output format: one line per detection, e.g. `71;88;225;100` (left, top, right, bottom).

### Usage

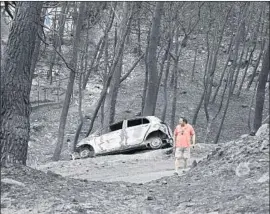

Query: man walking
174;117;196;174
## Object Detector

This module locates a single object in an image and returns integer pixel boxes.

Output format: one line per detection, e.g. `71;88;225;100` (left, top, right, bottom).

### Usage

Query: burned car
76;116;173;158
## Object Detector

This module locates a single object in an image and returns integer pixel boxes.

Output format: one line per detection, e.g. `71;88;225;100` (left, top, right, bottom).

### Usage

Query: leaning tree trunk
53;2;85;161
82;4;115;90
246;7;264;91
142;1;164;116
252;41;269;133
192;27;211;125
154;37;171;116
86;5;133;136
213;69;234;144
247;79;259;132
236;42;257;96
211;32;234;103
0;2;43;166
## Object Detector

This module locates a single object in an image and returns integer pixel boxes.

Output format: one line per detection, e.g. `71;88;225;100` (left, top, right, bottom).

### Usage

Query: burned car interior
127;118;149;127
109;121;123;132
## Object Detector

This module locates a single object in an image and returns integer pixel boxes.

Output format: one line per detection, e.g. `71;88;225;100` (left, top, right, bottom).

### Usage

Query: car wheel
147;137;163;149
79;146;95;159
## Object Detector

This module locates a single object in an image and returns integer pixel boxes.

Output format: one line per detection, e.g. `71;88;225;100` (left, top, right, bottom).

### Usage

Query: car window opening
109;122;123;132
128;118;149;127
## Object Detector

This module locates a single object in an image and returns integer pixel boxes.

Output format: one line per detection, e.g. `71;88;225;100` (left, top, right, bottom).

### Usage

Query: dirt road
37;145;213;184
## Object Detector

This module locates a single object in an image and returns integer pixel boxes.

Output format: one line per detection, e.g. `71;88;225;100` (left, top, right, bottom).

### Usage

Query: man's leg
175;158;180;172
183;147;190;169
174;148;182;173
183;158;188;168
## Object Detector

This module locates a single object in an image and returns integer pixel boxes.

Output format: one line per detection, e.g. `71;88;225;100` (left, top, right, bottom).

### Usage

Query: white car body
76;116;173;157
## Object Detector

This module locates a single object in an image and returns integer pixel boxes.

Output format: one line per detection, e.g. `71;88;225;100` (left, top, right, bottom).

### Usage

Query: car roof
110;116;161;126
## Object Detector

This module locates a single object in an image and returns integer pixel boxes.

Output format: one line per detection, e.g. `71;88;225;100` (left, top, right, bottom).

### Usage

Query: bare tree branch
37;32;81;74
120;53;145;83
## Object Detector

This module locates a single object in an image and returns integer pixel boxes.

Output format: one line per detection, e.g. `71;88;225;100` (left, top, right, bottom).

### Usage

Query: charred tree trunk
104;2;133;126
141;32;150;113
213;5;247;144
48;3;68;84
191;47;198;82
204;5;231;112
170;67;178;130
100;32;110;128
246;7;264;91
142;2;164;116
154;37;171;115
211;32;235;103
30;9;46;82
252;41;269;132
236;43;257;96
193;26;211;124
213;68;234;144
231;37;248;94
82;6;115;89
136;2;142;56
170;26;180;129
53;2;86;161
120;53;144;83
72;73;84;152
192;91;205;125
86;4;133;135
205;6;231;107
47;13;57;82
57;2;69;53
161;56;172;122
0;2;43;166
82;38;104;89
248;79;259;132
161;30;173;122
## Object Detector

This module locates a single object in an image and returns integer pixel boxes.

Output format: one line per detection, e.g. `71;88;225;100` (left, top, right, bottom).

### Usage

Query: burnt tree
252;41;269;133
0;2;43;166
104;2;134;125
53;2;86;161
142;1;164;116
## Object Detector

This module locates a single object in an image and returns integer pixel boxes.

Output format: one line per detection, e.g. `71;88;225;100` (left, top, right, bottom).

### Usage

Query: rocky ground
1;124;269;214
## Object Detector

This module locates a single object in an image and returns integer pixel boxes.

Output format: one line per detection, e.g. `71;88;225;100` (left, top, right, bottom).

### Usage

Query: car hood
76;134;96;147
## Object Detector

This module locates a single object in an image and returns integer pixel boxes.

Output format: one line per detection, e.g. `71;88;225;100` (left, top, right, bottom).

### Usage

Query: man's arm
190;125;196;147
192;134;196;144
191;133;196;147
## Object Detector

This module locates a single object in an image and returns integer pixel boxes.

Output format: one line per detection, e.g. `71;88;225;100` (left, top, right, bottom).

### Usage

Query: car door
125;118;150;146
95;121;124;153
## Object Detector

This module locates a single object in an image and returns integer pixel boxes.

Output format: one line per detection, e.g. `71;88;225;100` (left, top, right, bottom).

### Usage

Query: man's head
179;117;188;126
